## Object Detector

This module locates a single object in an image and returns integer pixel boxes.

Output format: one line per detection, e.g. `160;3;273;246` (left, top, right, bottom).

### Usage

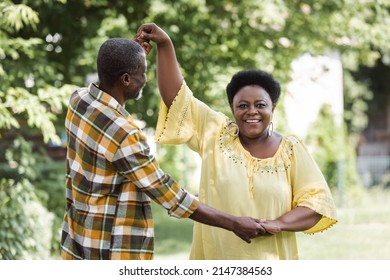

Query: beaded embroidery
218;121;298;174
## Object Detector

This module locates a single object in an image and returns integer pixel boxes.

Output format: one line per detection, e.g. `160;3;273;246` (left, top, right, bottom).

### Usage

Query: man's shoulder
73;86;89;96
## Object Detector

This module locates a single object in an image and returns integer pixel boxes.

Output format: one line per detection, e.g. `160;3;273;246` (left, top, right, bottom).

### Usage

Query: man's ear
121;73;131;86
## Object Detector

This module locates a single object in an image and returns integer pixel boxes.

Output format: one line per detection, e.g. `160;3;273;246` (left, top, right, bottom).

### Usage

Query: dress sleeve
289;136;337;234
155;80;223;154
112;128;199;219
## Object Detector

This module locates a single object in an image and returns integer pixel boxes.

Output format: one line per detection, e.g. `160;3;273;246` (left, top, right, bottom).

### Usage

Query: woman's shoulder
281;134;315;159
281;132;313;145
277;134;306;157
274;134;300;148
283;134;302;143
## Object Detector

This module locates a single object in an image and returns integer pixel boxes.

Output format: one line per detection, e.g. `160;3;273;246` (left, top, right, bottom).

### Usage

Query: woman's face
231;85;274;140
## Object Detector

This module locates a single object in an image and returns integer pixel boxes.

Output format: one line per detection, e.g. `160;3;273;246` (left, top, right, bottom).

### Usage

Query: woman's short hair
97;38;144;87
226;69;281;105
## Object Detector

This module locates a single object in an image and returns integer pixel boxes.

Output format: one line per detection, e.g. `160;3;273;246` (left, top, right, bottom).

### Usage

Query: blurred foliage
155;144;200;193
0;137;54;260
2;0;389;130
306;104;361;193
32;159;67;254
343;71;372;146
306;104;340;188
0;178;54;260
0;0;389;259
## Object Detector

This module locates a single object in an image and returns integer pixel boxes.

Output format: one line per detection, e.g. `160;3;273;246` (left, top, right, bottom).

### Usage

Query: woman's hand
257;219;281;236
135;22;183;108
135;23;171;54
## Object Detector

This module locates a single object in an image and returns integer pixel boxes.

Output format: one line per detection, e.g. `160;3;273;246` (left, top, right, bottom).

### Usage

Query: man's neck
98;84;125;106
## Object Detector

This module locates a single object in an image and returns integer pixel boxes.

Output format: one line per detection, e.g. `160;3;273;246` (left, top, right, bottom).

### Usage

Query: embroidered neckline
218;122;299;198
218;121;298;173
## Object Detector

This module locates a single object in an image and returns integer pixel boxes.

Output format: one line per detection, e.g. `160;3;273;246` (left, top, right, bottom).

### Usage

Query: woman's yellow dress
155;81;337;260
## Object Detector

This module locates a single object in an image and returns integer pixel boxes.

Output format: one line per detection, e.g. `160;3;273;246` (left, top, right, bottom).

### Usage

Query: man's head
97;38;147;101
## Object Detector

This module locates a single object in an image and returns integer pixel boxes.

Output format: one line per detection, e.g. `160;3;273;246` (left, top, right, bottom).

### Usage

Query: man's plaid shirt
61;83;199;260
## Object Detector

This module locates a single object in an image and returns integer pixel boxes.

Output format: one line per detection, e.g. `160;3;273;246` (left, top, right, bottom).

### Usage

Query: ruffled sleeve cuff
297;183;338;234
155;80;194;144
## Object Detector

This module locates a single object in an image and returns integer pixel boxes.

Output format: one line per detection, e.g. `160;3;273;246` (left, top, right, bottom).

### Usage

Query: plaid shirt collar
88;83;135;123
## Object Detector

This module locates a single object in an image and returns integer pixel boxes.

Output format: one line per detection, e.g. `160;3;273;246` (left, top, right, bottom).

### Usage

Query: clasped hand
256;219;281;236
232;217;281;244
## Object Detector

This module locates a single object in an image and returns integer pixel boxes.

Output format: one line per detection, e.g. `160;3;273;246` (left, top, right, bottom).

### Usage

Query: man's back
61;84;156;260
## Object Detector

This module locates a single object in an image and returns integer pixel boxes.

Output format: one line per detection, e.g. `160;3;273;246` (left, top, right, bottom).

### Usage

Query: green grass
153;188;390;260
298;188;390;260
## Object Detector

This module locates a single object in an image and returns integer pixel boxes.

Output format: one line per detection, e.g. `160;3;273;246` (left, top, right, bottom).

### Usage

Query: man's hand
231;217;267;243
189;202;266;244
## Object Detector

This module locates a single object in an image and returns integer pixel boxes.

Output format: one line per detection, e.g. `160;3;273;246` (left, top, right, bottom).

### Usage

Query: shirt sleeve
155;80;224;154
289;136;338;234
112;128;199;219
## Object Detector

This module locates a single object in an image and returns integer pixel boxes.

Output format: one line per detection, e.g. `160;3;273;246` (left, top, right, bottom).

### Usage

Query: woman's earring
227;122;239;137
267;122;274;137
233;124;239;136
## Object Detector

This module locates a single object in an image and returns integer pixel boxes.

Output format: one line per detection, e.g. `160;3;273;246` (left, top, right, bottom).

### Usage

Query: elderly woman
136;23;337;260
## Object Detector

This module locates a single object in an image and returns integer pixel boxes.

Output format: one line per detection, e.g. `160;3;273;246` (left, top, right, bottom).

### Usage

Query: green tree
0;137;54;259
0;1;73;259
306;104;340;189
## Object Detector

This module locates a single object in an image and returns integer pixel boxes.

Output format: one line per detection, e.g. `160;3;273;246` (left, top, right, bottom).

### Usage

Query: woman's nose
247;105;258;114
